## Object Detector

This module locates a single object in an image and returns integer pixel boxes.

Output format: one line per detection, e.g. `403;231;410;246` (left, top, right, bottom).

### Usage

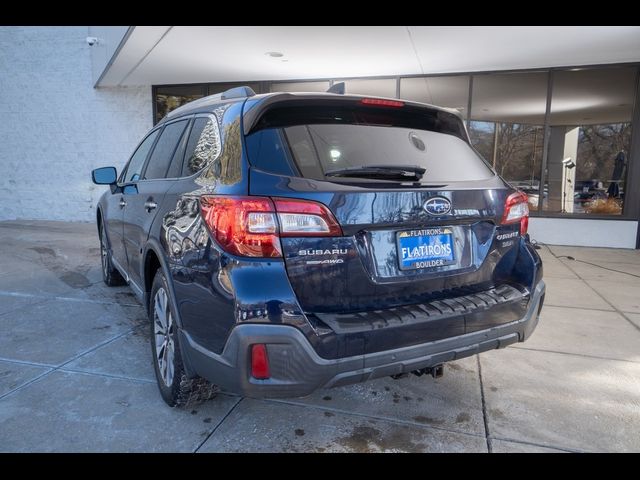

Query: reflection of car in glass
574;189;608;206
572;179;623;213
91;86;545;407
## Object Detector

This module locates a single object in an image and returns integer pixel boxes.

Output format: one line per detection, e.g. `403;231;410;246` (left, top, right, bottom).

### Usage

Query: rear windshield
245;104;494;183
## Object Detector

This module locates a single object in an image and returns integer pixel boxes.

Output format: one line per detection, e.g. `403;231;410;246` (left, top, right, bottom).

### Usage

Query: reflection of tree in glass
577;123;631;182
471;119;631;214
494;124;543;181
156;94;203;123
188;119;221;174
469;122;495;163
201;120;242;185
470;121;543;189
382;235;399;277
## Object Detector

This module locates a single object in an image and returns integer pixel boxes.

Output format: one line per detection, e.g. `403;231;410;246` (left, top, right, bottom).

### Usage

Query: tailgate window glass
244;129;295;176
246;104;494;183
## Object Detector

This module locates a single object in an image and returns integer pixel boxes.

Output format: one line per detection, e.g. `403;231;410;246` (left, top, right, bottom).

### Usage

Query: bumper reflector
251;344;270;379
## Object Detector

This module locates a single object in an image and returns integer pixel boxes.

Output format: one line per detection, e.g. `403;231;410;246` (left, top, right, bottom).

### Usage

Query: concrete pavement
0;220;639;452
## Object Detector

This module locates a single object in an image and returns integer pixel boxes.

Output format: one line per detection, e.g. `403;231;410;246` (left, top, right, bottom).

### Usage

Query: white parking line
0;290;141;307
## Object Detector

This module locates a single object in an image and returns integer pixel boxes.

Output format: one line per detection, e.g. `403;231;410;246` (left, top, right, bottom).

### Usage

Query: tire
149;269;218;407
99;222;126;287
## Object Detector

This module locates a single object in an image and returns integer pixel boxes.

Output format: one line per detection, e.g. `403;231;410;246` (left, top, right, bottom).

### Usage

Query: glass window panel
121;129;160;183
401;76;469;118
182;117;221;177
471;72;548;125
155;85;206;124
470;72;548;209
144;120;189;180
271;81;330;93
166;120;191;179
334;78;396;98
244;129;296;176
245;104;492;183
543;67;636;215
468;121;496;163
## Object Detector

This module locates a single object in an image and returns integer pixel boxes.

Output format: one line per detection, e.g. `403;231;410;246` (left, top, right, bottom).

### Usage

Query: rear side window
182;116;221;177
143;119;189;180
245;104;494;183
122;129;160;183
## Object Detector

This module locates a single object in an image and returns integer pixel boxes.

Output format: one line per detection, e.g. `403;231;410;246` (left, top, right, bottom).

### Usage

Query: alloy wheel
153;287;175;387
100;228;108;278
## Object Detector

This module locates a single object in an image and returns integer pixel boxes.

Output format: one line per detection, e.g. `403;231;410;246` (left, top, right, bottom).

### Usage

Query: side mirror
92;167;117;185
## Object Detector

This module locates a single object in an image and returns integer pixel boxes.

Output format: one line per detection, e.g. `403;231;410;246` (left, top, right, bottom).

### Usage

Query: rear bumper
182;280;545;398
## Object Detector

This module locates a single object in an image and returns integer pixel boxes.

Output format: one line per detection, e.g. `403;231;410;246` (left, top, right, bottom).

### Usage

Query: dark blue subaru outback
92;86;545;407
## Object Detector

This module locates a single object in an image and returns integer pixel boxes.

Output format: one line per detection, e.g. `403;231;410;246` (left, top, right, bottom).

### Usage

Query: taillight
360;98;404;108
501;191;529;236
200;196;281;258
199;196;342;258
273;198;342;237
250;344;270;380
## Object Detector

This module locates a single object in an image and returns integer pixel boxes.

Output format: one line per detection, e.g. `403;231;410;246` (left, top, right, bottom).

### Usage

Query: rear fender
142;239;198;378
504;238;543;293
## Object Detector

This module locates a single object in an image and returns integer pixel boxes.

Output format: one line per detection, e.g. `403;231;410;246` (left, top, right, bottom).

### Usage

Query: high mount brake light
199;196;342;258
360;98;405;108
501;191;529;236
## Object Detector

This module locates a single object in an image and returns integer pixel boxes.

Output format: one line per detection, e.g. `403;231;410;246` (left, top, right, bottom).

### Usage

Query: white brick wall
0;26;152;222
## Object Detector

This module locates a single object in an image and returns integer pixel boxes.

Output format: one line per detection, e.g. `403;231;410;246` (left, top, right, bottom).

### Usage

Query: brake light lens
200;196;281;258
251;344;270;379
501;191;529;235
360;98;405;108
199;196;342;258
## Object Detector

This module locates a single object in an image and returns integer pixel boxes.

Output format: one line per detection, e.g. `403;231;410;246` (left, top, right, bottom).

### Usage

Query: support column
547;126;578;213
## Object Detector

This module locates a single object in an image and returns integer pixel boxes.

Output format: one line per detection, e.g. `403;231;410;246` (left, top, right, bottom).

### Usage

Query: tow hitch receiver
391;364;445;380
412;364;444;379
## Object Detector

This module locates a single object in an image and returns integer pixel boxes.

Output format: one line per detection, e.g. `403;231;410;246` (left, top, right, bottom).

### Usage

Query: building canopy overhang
96;26;640;88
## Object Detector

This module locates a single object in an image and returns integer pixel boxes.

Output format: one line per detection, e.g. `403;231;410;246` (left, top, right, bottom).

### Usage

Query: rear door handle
119;198;127;208
144;201;157;212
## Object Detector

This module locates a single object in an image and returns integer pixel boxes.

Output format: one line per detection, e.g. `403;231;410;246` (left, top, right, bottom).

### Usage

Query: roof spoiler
241;92;468;138
165;86;256;120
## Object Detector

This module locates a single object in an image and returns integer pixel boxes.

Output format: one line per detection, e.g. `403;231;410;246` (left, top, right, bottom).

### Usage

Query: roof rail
221;86;256;100
165;86;256;119
326;82;345;94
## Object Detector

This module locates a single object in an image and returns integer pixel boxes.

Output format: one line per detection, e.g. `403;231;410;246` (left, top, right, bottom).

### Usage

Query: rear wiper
324;165;426;181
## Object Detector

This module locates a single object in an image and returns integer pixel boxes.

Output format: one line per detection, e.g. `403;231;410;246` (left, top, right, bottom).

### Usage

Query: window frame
120;112;223;187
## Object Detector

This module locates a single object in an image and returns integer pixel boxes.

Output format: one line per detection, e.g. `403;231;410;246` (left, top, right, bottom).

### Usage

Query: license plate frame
396;227;456;271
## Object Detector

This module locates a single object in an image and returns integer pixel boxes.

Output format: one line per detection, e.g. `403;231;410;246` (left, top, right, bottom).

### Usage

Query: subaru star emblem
424;197;452;215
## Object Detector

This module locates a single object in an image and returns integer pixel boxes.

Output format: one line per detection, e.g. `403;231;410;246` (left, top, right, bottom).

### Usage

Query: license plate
397;227;455;270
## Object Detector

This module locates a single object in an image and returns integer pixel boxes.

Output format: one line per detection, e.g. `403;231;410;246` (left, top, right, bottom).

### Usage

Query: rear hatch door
244;97;513;316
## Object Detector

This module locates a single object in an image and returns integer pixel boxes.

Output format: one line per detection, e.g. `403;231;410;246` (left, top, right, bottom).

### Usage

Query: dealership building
1;26;639;248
